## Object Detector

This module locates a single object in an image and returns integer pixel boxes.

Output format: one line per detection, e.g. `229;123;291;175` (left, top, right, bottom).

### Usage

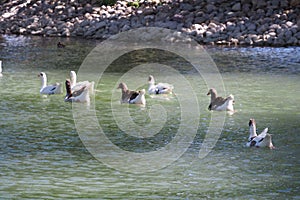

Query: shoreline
0;0;299;47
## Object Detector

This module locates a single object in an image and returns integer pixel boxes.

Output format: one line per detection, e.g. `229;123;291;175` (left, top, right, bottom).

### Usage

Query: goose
148;75;174;95
64;79;91;103
38;72;62;95
129;89;146;105
117;82;139;103
207;88;235;112
69;71;94;94
246;119;275;149
0;60;3;77
57;42;65;48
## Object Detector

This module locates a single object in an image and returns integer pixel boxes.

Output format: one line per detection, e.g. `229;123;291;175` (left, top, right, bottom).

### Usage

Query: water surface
0;35;299;199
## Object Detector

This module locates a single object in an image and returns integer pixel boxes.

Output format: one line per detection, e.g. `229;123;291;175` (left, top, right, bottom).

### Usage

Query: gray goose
117;82;139;103
207;88;234;112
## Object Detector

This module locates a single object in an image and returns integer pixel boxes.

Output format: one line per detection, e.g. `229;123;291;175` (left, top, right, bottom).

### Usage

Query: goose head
38;72;46;78
38;72;47;87
249;119;256;127
207;88;215;95
117;82;128;91
148;75;155;84
227;94;235;103
248;118;257;140
207;88;218;100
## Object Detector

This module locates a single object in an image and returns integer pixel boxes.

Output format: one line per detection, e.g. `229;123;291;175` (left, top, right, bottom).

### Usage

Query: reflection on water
0;35;299;199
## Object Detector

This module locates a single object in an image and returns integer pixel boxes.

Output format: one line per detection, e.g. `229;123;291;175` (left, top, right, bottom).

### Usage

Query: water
0;34;299;199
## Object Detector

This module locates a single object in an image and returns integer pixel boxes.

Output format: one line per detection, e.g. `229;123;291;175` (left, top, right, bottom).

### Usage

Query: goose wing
40;84;59;95
252;128;268;143
209;96;227;110
129;91;140;102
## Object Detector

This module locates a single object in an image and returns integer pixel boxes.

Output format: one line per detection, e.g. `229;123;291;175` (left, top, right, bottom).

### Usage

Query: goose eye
40;73;43;76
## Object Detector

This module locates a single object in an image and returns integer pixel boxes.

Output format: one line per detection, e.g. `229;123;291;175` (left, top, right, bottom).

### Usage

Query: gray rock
284;30;292;38
194;16;207;24
232;3;241;11
206;4;216;14
94;21;107;30
294;32;300;39
172;14;184;23
108;23;119;34
165;21;178;29
143;7;155;15
121;24;131;32
205;31;213;37
242;3;251;13
273;38;285;46
180;3;194;12
286;37;297;45
246;22;256;31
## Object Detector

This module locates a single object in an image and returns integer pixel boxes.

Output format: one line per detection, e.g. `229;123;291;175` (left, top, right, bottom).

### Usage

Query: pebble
0;0;299;46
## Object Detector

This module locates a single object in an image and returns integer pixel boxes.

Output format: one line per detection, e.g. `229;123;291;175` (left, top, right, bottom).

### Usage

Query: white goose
0;60;3;77
70;71;94;94
129;89;146;105
64;79;91;103
207;88;235;112
117;82;140;103
38;72;62;95
148;75;174;95
246;119;275;149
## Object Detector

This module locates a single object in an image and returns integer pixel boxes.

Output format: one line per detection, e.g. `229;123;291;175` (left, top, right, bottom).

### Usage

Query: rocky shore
0;0;299;46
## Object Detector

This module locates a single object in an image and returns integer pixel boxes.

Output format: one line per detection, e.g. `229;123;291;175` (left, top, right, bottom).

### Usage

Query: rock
94;21;107;30
108;23;119;34
286;37;297;45
172;14;184;23
143;7;155;15
232;3;241;11
180;3;194;12
268;31;277;37
284;30;292;38
165;21;178;29
273;38;285;46
121;24;131;32
0;0;298;46
205;31;213;37
62;28;70;36
194;16;207;24
206;4;216;14
246;22;256;31
270;0;280;7
286;21;293;27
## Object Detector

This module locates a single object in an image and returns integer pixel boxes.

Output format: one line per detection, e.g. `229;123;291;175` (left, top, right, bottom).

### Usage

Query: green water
0;35;299;199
